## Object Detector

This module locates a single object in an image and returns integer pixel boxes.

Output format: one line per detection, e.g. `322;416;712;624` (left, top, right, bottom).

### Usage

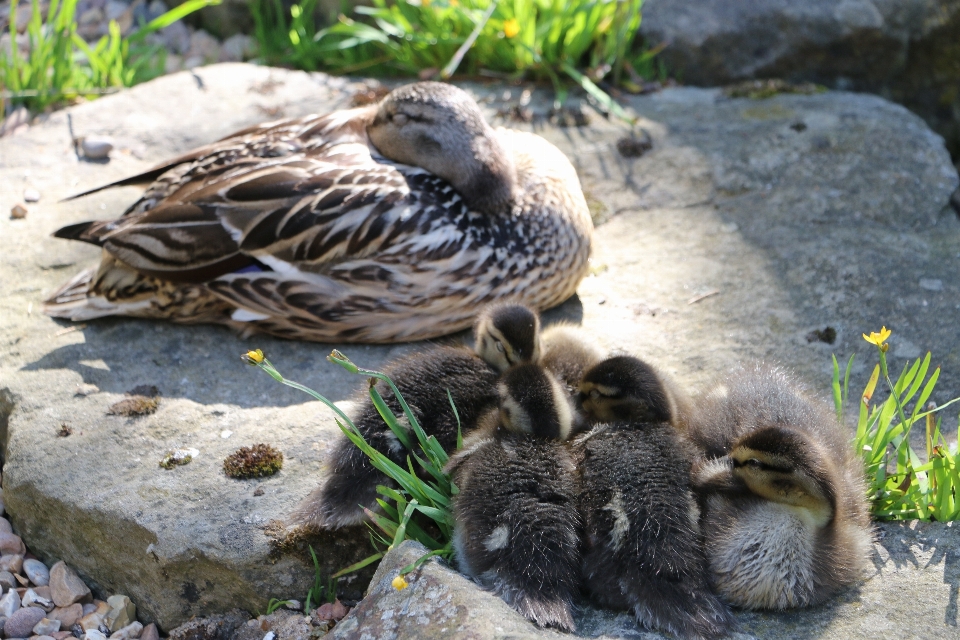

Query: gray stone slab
639;0;960;159
0;63;958;632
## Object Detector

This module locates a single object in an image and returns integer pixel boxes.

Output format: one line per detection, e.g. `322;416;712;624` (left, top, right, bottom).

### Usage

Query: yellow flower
392;575;409;591
503;18;520;38
862;326;891;351
242;349;265;365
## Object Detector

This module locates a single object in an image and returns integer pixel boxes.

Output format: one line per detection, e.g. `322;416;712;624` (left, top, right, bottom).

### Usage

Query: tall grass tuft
836;327;960;521
241;348;458;578
1;0;219;113
250;0;653;119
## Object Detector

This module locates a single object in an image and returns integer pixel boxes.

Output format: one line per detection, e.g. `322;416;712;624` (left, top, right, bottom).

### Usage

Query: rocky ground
1;63;959;638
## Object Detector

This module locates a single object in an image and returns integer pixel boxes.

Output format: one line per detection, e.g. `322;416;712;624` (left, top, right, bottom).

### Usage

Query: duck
687;363;873;610
573;355;735;640
43;82;593;343
292;302;540;529
446;363;581;631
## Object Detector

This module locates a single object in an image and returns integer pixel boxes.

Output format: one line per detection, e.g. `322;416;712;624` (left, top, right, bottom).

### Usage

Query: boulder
640;0;960;158
0;63;958;633
342;523;960;639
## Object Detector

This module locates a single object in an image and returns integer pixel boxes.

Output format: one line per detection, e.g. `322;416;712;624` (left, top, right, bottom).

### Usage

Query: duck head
578;355;671;424
368;82;519;215
498;364;573;441
473;302;541;373
730;425;836;526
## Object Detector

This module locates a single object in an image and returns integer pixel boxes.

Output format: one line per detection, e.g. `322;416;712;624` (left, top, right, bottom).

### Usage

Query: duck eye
745;459;762;469
495;341;505;353
392;113;409;125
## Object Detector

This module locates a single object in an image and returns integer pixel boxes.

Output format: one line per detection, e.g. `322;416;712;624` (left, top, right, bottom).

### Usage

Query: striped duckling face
473;303;541;373
578;355;671;425
498;364;573;441
730;426;836;527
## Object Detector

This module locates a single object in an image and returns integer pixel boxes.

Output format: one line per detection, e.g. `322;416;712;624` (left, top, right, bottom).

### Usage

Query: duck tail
42;259;157;321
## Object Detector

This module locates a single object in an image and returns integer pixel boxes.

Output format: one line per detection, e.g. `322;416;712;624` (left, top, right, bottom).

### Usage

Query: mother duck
44;82;593;343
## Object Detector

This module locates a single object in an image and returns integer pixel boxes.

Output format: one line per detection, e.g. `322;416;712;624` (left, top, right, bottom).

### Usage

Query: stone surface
48;603;83;629
103;595;134;632
639;0;960;158
0;64;959;633
49;562;91;607
166;608;250;640
337;523;960;639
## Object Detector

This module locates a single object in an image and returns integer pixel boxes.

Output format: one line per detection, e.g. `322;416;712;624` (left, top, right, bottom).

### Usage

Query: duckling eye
589;389;600;400
392;113;409;125
745;459;762;469
495;341;505;354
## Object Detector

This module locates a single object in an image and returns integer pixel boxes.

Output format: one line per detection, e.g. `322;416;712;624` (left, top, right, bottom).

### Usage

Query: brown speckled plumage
44;83;593;343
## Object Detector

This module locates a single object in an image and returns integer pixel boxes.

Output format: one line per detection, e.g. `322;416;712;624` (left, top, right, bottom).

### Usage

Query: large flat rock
1;63;958;632
639;0;960;158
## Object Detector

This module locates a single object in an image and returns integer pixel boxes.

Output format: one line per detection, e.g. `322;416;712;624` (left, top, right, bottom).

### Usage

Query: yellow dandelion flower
503;18;520;38
392;575;409;591
862;326;891;351
242;349;265;365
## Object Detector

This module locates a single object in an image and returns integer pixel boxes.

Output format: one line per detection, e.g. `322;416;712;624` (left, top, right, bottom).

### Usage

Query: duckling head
498;364;573;441
578;355;671;424
367;82;519;216
731;425;836;526
473;303;541;373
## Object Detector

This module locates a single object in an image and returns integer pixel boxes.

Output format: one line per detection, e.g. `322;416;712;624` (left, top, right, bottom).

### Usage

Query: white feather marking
231;308;270;322
603;489;630;550
484;525;510;551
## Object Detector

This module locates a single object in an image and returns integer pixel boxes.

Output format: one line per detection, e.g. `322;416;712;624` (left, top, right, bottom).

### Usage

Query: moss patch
223;443;283;479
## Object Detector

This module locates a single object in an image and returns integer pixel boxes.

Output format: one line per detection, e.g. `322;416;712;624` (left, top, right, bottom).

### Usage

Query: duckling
292;303;539;529
578;354;693;433
538;323;605;397
447;364;581;631
43;82;592;343
688;364;873;610
574;355;735;640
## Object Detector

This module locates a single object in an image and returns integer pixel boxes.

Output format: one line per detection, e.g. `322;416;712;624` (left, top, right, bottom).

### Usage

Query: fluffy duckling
574;355;735;640
44;82;592;343
292;303;539;529
689;364;873;610
448;364;581;631
538;323;605;397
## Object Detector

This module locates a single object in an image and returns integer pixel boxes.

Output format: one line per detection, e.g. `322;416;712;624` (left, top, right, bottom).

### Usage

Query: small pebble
104;595;134;632
80;136;114;160
33;616;62;634
0;518;11;534
0;588;20;616
919;278;943;291
4;603;45;637
49;562;91;608
23;587;54;611
140;622;160;640
10;203;27;219
23;559;50;586
0;570;16;591
49;603;83;628
84;629;108;640
0;532;25;555
108;620;142;639
23;188;40;202
78;610;104;632
81;603;98;616
0;554;24;574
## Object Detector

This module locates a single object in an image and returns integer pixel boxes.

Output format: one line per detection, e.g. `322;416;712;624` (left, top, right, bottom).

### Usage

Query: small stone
4;604;45;637
108;620;142;639
313;599;348;622
188;29;221;62
10;203;27;219
0;587;20;616
140;622;160;640
49;562;91;607
23;587;55;611
0;518;10;534
35;585;53;600
49;603;83;628
52;631;73;640
23;188;40;202
33;617;62;634
0;554;24;574
0;533;26;556
23;559;50;586
84;629;108;640
78;610;104;631
0;570;16;590
104;0;127;21
81;603;98;615
147;0;168;19
104;595;134;632
220;34;254;62
919;278;943;291
80;136;114;160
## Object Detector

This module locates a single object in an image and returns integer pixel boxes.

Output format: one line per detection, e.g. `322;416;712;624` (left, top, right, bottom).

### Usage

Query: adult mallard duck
44;82;593;343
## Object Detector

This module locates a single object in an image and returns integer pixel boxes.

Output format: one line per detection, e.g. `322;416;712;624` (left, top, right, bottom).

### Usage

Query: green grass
242;348;459;578
835;330;960;521
251;0;657;119
1;0;218;114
